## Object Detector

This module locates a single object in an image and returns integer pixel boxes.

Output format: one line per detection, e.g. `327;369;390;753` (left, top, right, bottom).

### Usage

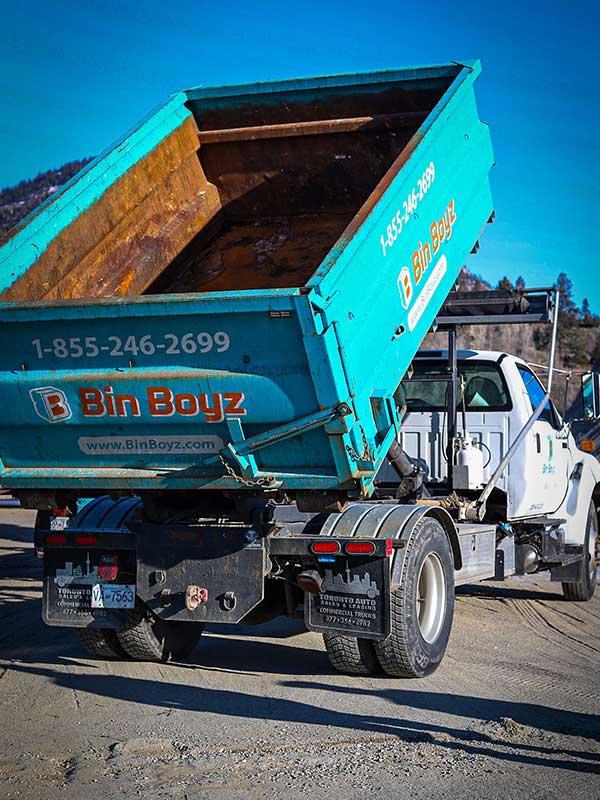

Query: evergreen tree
497;276;514;291
553;273;585;366
515;275;526;291
581;297;596;325
555;272;578;318
591;332;600;366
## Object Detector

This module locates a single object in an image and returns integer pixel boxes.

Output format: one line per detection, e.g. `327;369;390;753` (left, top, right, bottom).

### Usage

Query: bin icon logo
398;266;413;310
30;386;72;423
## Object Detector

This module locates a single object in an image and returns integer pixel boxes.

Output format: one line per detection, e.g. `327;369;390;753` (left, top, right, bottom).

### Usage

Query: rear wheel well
421;507;462;571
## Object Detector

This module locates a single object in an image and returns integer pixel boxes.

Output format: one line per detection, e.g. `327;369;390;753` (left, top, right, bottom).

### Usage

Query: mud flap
305;555;391;640
43;545;136;628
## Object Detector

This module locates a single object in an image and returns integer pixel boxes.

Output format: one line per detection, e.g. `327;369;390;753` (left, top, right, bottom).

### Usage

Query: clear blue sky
2;0;598;307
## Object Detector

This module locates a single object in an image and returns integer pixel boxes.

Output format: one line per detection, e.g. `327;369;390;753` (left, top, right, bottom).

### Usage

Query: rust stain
157;212;350;293
3;83;437;302
117;267;136;297
1;115;211;302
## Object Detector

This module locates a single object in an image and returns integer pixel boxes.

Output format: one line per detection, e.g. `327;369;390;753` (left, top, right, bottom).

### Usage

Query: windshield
400;359;511;412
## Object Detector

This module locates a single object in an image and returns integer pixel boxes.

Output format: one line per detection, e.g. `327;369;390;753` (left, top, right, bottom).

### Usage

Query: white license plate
50;516;69;530
91;584;135;609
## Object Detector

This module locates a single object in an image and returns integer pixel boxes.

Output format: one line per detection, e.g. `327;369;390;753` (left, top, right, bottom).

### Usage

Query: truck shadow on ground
456;582;561;602
4;660;599;775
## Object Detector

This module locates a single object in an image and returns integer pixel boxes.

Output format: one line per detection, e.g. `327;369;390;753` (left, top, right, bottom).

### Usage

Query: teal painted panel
0;62;494;495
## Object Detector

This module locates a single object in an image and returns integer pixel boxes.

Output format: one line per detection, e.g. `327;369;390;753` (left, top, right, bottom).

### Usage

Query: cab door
511;364;572;517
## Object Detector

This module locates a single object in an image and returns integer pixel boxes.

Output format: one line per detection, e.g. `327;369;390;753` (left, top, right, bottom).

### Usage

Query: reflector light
98;554;118;582
311;540;340;554
581;439;595;452
74;534;97;546
386;539;393;557
52;508;69;517
345;541;376;555
46;533;67;545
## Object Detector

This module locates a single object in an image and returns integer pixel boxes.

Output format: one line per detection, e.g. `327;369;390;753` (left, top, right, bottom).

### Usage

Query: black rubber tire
78;628;128;660
562;501;597;602
323;633;382;675
116;601;204;662
374;516;454;678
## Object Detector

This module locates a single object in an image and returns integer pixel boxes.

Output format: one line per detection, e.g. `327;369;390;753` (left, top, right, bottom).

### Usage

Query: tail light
98;555;118;581
74;534;97;546
310;541;340;555
345;541;376;555
45;533;67;545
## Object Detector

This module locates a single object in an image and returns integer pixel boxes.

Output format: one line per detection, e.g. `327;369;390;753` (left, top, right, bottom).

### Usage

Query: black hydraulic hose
388;440;417;478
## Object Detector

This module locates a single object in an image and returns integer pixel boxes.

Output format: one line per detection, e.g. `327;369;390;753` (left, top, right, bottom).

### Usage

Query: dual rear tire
323;516;455;678
78;603;204;662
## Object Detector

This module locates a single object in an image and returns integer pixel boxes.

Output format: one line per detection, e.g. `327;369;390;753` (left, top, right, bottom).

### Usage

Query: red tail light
311;540;340;555
46;533;67;545
345;541;376;555
74;534;96;546
98;555;118;581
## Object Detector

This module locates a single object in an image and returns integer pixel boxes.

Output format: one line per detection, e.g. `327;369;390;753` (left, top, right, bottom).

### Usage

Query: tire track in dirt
507;597;600;659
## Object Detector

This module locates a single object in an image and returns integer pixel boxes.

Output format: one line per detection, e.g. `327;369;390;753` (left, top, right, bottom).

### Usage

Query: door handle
535;433;541;453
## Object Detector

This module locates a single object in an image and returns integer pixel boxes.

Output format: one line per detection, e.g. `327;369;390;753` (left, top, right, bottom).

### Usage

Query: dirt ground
0;507;598;800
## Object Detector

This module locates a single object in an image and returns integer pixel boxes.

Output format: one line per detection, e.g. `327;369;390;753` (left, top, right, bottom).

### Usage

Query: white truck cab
382;348;600;601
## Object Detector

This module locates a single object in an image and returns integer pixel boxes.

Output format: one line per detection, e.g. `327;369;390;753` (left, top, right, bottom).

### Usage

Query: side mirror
580;372;600;420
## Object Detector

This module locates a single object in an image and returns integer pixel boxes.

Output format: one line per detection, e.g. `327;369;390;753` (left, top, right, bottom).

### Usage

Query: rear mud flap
305;555;391;640
43;546;136;629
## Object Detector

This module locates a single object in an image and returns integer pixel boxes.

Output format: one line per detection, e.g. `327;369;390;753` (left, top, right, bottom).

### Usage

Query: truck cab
384;349;600;549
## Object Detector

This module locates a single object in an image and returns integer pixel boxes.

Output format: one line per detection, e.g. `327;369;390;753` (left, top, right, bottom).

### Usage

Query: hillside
1;159;599;400
0;158;93;237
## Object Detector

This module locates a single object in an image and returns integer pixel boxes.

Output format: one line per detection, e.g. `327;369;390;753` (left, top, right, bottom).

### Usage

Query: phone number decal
31;331;231;361
379;161;436;258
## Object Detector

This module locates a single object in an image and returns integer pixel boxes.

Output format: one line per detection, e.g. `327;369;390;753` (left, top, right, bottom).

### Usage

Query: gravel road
0;508;598;799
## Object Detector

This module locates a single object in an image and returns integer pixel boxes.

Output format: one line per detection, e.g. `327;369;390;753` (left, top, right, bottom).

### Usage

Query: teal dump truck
0;62;525;676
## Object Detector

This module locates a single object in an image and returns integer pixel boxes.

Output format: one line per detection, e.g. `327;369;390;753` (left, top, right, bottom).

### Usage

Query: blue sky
2;0;598;307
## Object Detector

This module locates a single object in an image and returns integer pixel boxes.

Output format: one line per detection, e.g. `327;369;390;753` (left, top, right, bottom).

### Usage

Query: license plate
50;516;69;530
91;584;135;609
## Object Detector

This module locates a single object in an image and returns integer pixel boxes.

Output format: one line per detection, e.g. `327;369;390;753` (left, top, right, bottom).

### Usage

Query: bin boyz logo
397;266;413;310
30;386;72;423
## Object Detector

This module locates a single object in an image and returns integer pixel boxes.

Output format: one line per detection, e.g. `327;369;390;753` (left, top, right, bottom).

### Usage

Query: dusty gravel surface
0;507;599;799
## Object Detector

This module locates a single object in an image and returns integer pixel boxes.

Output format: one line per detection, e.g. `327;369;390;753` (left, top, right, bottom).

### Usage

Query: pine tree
581;297;593;324
555;272;578;318
497;276;514;291
554;273;585;366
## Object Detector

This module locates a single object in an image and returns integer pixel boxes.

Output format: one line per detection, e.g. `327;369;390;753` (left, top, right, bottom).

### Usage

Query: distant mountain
0;158;93;236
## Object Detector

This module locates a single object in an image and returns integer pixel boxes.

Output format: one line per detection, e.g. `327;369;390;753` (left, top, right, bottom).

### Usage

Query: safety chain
219;455;271;487
345;425;371;463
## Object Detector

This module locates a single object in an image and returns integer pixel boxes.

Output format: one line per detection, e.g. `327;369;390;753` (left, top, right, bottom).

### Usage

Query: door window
516;365;560;430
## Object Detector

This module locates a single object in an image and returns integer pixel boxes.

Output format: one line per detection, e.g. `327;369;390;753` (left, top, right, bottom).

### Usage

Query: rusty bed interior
2;80;452;302
151;84;447;296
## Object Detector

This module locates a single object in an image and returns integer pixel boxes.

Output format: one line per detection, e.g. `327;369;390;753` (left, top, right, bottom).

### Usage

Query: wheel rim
416;552;447;644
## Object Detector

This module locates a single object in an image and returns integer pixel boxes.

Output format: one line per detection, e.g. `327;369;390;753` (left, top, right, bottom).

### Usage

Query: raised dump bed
0;62;494;499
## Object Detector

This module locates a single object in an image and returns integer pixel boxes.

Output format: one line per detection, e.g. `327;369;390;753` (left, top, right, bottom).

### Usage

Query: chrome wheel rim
416;553;447;644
